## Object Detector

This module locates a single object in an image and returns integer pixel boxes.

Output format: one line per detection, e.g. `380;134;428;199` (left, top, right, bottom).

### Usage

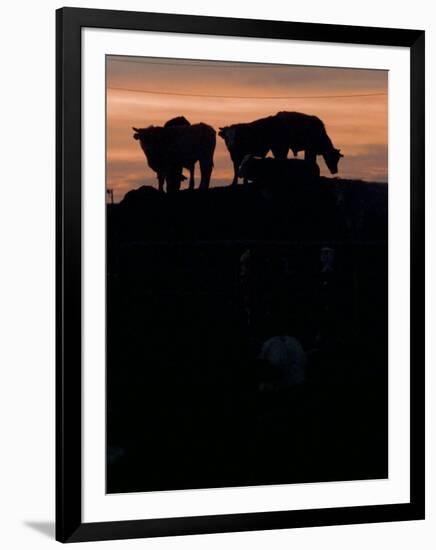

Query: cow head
218;126;228;139
218;126;238;150
132;126;153;142
323;148;344;175
132;127;142;140
132;126;163;157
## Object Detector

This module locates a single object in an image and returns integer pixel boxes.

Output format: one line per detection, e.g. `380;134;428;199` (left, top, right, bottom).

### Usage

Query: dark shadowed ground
106;176;388;493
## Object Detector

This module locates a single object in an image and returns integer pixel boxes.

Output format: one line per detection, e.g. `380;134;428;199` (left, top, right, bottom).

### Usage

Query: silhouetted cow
219;112;343;185
133;117;192;192
274;111;343;174
133;122;216;192
218;116;275;185
238;156;320;185
134;116;189;192
162;117;198;190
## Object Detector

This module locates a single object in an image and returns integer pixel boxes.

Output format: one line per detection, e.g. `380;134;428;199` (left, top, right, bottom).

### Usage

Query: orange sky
106;56;388;202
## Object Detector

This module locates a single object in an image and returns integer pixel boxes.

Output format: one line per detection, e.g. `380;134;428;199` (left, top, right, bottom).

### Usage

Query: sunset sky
106;56;388;202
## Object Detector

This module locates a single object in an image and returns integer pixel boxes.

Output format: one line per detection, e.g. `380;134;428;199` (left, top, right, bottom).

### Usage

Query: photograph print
105;55;388;494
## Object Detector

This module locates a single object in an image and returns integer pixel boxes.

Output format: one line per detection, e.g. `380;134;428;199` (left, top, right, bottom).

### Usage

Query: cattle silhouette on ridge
133;121;216;193
219;112;343;185
275;112;343;173
134;116;191;192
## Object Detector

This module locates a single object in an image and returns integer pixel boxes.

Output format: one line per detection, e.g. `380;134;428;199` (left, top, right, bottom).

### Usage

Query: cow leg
189;164;195;190
231;159;239;186
305;150;317;164
199;160;213;190
165;176;175;194
157;173;165;192
166;176;180;194
165;166;182;193
174;167;184;192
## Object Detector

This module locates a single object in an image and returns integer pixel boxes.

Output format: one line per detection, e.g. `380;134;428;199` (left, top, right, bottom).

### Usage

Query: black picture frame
56;7;425;543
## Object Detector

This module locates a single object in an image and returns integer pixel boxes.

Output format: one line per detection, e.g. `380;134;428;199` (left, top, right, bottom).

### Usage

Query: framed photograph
56;7;425;543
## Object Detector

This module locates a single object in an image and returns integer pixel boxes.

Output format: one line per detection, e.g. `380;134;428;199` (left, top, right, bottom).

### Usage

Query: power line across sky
107;86;387;100
108;57;353;70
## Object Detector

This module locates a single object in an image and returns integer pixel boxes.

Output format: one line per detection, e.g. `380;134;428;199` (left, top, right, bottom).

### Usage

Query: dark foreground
107;177;388;493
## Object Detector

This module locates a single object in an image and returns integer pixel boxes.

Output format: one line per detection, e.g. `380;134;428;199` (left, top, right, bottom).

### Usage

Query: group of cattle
132;112;344;193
